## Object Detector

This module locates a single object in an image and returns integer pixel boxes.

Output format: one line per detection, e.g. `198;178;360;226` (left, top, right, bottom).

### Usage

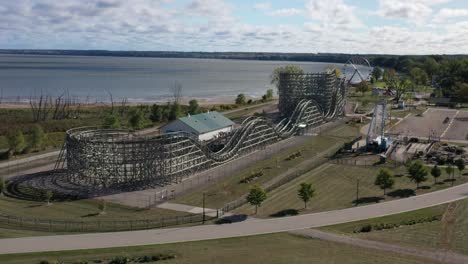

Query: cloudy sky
1;0;468;54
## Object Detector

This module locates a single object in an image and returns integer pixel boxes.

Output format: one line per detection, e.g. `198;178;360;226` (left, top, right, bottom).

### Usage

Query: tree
374;169;395;196
102;114;120;129
388;76;411;102
382;68;396;83
356;81;371;94
188;99;200;115
371;67;382;82
169;102;182;120
149;104;163;122
7;129;26;155
0;177;5;196
297;182;315;208
270;65;304;86
431;165;442;184
30;124;46;150
407;160;428;189
247;185;267;214
445;164;454;180
235;94;246;105
98;199;107;214
128;109;145;129
455;158;465;177
45;190;53;205
410;67;429;86
423;57;439;81
265;89;274;100
170;81;183;105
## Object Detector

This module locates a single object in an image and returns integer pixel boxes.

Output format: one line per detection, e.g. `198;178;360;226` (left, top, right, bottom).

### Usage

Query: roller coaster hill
57;71;347;189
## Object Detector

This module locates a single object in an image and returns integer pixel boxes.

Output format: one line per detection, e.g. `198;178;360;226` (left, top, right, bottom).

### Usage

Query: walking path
1;182;468;254
291;229;468;264
157;202;222;217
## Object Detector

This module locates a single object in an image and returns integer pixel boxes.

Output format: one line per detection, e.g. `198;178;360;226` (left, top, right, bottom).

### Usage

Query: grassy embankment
175;123;362;209
235;160;468;217
0;232;443;264
321;198;468;256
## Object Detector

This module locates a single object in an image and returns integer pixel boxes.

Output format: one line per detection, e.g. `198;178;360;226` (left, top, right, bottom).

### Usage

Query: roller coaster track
57;98;345;187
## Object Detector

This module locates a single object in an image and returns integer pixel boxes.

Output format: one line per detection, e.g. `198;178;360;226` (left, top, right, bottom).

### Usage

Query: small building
161;111;234;141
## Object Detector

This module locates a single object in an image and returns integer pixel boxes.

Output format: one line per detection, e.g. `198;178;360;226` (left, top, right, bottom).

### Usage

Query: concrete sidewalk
157;202;223;217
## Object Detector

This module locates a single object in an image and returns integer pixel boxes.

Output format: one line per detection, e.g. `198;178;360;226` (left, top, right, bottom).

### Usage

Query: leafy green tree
102;114;121;129
431;165;442;184
297;182;315;208
371;67;382;82
169;102;182;120
455;158;465;177
7;129;26;155
446;164;454;180
270;65;304;86
374;169;395;196
382;68;396;83
98;199;107;214
410;67;429;86
247;185;267;215
407;160;428;189
235;94;246;105
265;89;274;100
45;190;53;205
388;76;411;102
128;109;146;129
30;124;46;150
356;81;371;94
149;104;163;122
423;57;439;81
188;99;200;115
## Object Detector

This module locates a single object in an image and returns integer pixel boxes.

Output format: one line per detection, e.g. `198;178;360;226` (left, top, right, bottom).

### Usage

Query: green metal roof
179;111;234;134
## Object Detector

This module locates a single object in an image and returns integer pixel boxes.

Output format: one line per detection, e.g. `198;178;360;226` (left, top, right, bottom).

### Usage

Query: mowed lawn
236;162;468;217
321;198;468;256
174;124;361;208
0;232;443;264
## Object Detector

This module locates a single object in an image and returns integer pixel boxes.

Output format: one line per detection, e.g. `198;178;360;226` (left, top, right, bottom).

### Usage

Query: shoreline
0;95;266;109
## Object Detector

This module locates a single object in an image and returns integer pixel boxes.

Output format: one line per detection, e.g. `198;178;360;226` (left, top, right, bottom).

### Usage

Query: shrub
360;224;372;232
109;256;130;264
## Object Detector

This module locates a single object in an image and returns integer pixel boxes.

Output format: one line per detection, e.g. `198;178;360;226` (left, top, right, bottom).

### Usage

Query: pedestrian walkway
157;202;224;217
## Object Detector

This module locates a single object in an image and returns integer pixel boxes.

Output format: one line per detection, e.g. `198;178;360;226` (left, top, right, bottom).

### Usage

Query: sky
1;0;468;54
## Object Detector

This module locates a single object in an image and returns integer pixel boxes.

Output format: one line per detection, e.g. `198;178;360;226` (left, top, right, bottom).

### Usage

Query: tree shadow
270;209;299;218
418;185;431;190
352;196;384;204
394;174;405;178
387;189;415;198
444;178;456;183
215;214;248;224
81;213;100;218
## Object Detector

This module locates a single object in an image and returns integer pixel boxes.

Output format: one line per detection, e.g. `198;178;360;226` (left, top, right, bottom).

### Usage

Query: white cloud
253;2;271;12
434;8;468;22
305;0;363;30
268;8;302;17
377;0;452;25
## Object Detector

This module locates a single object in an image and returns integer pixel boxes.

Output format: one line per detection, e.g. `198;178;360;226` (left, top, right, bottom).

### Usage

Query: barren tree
170;81;183;104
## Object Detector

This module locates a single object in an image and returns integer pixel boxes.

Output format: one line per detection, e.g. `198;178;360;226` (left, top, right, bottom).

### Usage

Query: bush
360;224;372;232
109;256;130;264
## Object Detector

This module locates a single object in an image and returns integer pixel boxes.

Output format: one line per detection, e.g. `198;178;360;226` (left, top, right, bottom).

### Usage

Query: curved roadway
1;182;468;255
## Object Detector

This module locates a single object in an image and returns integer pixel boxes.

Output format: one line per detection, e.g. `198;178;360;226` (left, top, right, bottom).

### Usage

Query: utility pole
355;179;360;206
202;192;206;224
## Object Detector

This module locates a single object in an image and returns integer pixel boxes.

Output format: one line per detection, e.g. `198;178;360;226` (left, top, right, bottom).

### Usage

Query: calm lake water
0;54;356;103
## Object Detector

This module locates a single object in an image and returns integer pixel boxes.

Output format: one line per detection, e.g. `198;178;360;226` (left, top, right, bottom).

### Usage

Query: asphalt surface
1;182;468;255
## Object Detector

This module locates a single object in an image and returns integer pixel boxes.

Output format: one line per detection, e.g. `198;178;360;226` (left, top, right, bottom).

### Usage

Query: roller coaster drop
59;71;347;189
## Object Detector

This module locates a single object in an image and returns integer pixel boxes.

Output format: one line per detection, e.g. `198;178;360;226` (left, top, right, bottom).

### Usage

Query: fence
0;213;216;233
220;134;360;214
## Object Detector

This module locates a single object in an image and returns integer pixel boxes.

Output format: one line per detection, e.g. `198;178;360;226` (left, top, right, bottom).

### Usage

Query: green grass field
322;198;468;256
235;161;468;217
174;124;361;209
0;232;443;264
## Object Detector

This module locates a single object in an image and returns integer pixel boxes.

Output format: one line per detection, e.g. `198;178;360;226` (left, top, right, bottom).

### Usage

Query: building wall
198;126;232;141
162;121;233;141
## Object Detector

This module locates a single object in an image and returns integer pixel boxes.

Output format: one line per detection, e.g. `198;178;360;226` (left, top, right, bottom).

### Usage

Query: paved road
1;182;468;255
291;229;468;264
